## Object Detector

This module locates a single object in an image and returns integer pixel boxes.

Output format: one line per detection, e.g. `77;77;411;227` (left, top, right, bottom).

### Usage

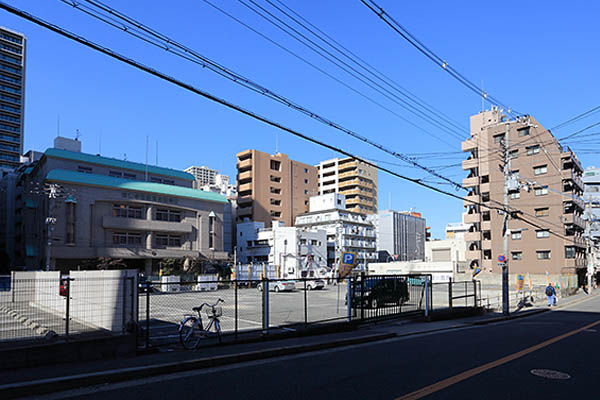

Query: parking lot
139;283;352;344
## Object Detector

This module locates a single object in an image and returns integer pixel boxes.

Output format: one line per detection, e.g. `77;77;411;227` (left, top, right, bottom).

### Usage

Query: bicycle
179;298;224;349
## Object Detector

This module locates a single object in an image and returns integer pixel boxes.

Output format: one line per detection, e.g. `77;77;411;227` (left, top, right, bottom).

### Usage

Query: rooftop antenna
75;129;81;141
124;153;127;161
481;80;484;112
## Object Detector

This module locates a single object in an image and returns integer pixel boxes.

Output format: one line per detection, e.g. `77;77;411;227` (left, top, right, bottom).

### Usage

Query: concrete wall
368;261;453;283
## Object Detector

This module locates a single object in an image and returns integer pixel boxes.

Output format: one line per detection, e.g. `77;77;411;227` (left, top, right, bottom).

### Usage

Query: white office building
236;221;327;279
295;194;377;270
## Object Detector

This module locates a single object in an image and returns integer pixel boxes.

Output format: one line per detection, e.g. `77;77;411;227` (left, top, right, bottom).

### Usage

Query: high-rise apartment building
462;109;586;278
369;210;426;261
236;149;317;228
185;165;218;187
316;157;377;215
0;27;26;170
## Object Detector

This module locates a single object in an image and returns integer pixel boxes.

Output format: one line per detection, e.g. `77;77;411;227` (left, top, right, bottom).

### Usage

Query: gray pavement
19;289;599;400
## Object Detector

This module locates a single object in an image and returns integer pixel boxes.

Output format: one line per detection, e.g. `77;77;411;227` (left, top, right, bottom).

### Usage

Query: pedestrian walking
545;284;557;307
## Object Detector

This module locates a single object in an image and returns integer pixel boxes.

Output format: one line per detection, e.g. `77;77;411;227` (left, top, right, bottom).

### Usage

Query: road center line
396;318;600;400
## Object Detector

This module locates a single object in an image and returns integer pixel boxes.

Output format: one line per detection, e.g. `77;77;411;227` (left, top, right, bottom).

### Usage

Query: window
124;172;136;179
270;198;281;206
565;246;576;259
535;207;549;217
536;230;550;238
304;190;308;194
78;166;92;174
536;250;551;260
109;171;122;178
510;192;520;199
155;234;181;247
163;179;175;185
156;208;181;222
509;149;518;159
304;179;309;184
209;214;215;249
270;187;281;194
304;168;308;173
270;210;281;217
511;232;522;240
535;186;548;196
304;200;308;206
518;127;530;137
311;240;318;245
113;232;142;246
526;145;540;155
150;177;162;183
113;204;143;219
493;134;505;144
270;175;281;183
534;165;547;175
65;202;76;244
511;252;522;260
270;160;281;171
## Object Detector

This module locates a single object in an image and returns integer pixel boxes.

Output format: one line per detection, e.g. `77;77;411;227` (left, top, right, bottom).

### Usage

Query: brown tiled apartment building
462;109;585;277
236;150;317;228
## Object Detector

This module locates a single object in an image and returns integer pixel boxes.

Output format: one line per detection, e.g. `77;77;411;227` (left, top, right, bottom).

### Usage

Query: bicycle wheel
213;319;222;344
179;317;203;349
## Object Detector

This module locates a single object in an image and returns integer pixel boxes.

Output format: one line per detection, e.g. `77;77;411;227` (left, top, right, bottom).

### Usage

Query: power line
265;0;469;136
237;0;466;142
1;1;576;246
60;0;466;191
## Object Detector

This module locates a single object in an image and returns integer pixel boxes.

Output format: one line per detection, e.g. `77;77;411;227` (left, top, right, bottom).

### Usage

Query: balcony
238;206;252;217
237;196;252;205
339;178;373;189
462;158;478;170
102;216;192;233
238;170;252;181
564;258;586;268
482;239;492;250
237;158;252;170
480;182;490;193
462;139;477;152
464;231;481;242
466;250;480;261
563;214;586;230
238;183;252;193
346;197;373;206
482;259;493;269
464;213;480;224
481;221;492;231
338;160;358;171
462;176;478;188
463;194;480;207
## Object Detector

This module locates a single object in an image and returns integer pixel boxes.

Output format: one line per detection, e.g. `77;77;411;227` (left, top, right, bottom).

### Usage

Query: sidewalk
1;289;597;399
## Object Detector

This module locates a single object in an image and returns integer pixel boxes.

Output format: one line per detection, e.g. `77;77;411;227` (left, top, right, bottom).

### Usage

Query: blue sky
2;0;599;238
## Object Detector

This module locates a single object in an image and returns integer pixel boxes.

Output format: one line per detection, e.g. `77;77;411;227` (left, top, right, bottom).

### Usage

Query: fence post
235;279;238;340
424;277;429;317
122;277;127;334
473;280;477;307
145;282;150;348
448;277;453;309
262;276;269;333
65;277;71;338
303;279;308;328
346;277;351;322
360;273;365;321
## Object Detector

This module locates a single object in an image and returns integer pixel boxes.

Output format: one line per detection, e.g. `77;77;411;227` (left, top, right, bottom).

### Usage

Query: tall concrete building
185;165;218;187
0;26;26;170
316;157;377;215
462;109;585;279
370;210;426;261
236;149;317;228
583;167;600;282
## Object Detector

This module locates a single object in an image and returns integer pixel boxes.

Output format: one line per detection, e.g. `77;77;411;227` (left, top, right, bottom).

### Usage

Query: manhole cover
530;369;571;380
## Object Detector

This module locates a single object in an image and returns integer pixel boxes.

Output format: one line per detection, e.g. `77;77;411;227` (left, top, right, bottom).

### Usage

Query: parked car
349;277;409;308
304;279;325;290
257;280;296;292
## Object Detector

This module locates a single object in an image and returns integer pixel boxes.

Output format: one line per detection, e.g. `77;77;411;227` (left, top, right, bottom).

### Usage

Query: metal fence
349;274;432;322
0;276;136;344
430;280;480;310
138;277;352;348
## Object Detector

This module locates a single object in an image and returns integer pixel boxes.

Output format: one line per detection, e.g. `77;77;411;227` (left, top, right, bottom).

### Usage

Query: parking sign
338;251;358;281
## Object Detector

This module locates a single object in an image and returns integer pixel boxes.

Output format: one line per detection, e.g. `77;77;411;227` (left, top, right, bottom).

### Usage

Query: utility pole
501;121;511;316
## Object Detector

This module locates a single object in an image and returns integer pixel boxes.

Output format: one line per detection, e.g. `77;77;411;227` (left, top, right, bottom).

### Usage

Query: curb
0;332;395;399
469;308;549;325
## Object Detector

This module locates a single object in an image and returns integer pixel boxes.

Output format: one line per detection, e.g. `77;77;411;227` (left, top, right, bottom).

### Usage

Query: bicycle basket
205;306;222;317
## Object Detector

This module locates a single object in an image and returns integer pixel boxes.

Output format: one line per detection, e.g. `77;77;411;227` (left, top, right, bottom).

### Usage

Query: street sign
338;252;357;281
497;255;506;263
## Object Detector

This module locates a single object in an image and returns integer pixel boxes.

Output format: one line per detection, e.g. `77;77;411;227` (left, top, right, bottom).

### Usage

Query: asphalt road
42;294;600;400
